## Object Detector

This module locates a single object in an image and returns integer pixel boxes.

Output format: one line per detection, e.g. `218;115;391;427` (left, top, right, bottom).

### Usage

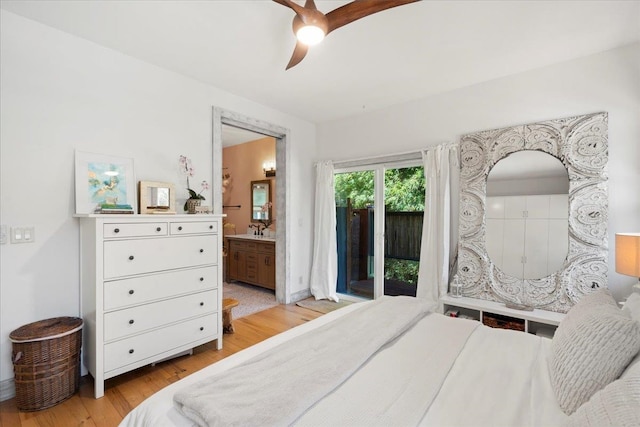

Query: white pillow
549;289;640;414
621;292;640;379
622;292;640;321
566;357;640;427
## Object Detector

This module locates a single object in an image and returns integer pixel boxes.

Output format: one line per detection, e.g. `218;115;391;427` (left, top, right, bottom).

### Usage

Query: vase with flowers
179;155;209;213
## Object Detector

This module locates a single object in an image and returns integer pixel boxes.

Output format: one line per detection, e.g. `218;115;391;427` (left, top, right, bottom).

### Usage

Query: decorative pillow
621;292;640;379
549;288;640;414
622;292;640;321
566;357;640;427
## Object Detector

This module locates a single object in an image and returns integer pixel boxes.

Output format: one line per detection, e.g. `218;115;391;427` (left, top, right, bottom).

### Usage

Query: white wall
0;10;316;388
318;43;640;301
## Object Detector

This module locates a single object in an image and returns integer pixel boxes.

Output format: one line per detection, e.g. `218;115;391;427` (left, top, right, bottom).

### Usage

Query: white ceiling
2;1;639;124
221;124;267;147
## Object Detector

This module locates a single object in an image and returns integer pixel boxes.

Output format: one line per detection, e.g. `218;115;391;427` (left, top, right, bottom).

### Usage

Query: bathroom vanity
226;234;276;290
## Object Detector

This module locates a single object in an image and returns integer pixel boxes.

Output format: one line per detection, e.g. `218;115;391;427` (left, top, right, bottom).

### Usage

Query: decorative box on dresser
77;214;224;398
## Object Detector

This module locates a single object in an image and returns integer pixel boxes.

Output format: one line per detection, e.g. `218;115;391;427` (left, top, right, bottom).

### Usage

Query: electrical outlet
0;225;7;244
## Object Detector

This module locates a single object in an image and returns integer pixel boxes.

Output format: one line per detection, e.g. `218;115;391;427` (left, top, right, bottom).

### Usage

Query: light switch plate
10;226;35;243
10;227;23;243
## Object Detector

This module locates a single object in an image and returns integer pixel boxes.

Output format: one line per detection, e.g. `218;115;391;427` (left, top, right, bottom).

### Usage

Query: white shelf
440;295;565;335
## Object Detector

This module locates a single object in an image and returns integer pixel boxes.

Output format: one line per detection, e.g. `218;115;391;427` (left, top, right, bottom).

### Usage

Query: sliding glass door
335;162;424;300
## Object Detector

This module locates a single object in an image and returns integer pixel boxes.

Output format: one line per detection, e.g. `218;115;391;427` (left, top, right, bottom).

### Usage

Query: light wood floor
0;303;323;427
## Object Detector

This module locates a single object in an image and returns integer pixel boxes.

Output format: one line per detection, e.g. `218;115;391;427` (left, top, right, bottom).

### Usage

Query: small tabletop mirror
251;180;271;222
139;181;176;214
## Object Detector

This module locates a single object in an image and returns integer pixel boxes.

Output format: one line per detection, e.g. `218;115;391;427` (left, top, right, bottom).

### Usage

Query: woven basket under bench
482;312;525;332
10;317;83;411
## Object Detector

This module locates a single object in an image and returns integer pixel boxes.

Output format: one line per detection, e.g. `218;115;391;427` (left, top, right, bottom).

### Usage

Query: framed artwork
74;151;136;214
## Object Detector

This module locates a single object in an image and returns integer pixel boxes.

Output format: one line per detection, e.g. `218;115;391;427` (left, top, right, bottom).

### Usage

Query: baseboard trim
290;289;311;303
0;378;15;402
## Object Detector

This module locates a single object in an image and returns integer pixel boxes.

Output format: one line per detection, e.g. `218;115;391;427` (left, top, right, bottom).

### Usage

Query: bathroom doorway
212;108;290;304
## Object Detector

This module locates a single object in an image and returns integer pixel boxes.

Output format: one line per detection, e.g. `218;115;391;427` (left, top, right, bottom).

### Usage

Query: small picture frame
138;181;176;214
74;151;136;214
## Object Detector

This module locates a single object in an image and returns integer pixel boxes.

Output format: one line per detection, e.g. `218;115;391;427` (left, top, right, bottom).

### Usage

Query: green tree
335;170;374;208
384;167;425;211
334;167;424;210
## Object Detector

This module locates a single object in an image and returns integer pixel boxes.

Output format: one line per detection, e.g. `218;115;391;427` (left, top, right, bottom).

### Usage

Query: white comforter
120;300;567;427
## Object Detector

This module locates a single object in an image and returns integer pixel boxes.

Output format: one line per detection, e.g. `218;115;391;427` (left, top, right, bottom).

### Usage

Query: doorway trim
212;107;290;304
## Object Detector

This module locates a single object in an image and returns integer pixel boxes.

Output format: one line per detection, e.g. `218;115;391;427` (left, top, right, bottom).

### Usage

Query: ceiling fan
273;0;420;69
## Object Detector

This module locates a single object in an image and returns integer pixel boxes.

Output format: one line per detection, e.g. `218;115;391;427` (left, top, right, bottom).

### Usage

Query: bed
120;291;640;427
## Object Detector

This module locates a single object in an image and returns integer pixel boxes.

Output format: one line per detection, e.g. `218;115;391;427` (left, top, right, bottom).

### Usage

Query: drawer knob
200;302;204;306
129;319;134;325
114;228;120;233
199;249;204;253
156;227;161;232
209;225;213;229
200;327;204;331
128;289;135;295
128;255;135;261
178;226;183;231
129;349;134;354
199;277;204;282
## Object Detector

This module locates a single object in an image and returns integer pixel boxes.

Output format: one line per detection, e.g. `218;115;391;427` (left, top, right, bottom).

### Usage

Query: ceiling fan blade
326;0;420;34
286;41;309;70
304;0;318;10
272;0;307;17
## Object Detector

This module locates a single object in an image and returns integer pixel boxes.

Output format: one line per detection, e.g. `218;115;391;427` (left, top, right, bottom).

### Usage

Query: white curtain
416;144;459;306
309;161;339;302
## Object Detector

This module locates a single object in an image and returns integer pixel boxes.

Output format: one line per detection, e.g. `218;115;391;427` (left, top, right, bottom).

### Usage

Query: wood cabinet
78;214;224;398
227;237;275;290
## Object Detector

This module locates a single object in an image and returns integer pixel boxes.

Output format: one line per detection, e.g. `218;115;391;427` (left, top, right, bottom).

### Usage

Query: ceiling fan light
296;25;325;46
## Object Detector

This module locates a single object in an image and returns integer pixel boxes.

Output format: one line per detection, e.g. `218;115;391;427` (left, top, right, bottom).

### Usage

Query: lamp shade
615;233;640;277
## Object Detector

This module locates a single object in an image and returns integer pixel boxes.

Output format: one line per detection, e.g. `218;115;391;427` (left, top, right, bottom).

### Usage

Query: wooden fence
384;211;423;261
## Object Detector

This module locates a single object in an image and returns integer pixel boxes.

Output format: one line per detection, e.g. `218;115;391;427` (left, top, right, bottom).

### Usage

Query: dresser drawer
104;235;218;279
103;222;167;238
104;289;217;341
104;266;218;310
104;313;217;373
170;221;218;235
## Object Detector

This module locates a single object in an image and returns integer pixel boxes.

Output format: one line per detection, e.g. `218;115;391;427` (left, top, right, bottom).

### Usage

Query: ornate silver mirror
456;112;608;313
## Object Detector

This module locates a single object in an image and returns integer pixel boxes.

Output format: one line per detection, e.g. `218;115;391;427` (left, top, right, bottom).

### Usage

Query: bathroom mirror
485;151;569;280
456;112;608;313
138;181;176;214
251;180;271;222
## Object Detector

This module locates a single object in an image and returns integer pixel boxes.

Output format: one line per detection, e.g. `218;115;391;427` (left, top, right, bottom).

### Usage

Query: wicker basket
482;312;525;332
10;317;83;411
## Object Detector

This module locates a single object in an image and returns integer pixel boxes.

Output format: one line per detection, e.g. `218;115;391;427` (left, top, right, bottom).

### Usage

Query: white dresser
78;214;224;398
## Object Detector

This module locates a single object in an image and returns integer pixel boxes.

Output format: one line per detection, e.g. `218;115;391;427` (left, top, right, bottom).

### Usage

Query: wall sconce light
263;161;276;177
